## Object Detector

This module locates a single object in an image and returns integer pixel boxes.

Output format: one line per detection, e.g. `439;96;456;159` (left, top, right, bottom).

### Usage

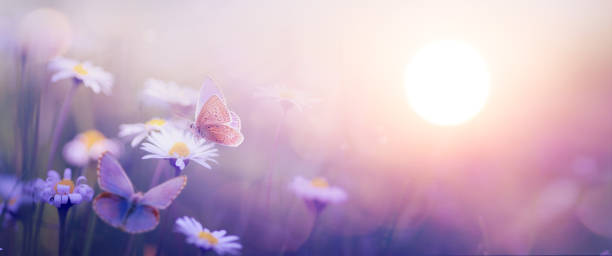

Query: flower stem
81;210;97;256
58;205;70;256
306;211;321;255
263;109;287;208
46;81;79;170
149;160;165;187
31;203;45;256
14;53;26;177
174;166;182;177
123;235;135;256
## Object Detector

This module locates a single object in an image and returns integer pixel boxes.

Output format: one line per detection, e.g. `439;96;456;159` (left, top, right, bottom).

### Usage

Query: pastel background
1;0;612;255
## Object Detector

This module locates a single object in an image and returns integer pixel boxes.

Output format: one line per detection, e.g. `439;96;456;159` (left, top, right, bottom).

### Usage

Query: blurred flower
39;168;93;208
29;178;47;202
0;175;33;224
175;216;242;255
532;179;579;222
141;78;198;109
62;130;120;167
119;118;168;147
48;57;114;95
254;85;320;111
290;176;347;212
0;175;18;201
141;127;218;171
18;8;72;62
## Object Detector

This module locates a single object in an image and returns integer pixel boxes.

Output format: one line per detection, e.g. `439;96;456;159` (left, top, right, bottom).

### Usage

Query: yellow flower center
54;179;75;193
145;118;166;127
279;90;295;100
198;231;218;245
79;130;106;150
73;64;88;75
168;142;190;157
310;177;329;188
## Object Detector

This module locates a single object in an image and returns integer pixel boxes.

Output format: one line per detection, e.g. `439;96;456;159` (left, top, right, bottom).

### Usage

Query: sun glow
405;40;490;126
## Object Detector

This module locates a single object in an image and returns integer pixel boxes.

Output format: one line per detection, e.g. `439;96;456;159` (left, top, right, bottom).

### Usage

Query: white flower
141;78;198;108
289;176;347;211
48;57;114;95
39;168;93;208
141;126;218;170
0;175;18;203
62;130;120;167
0;175;33;222
254;85;320;111
29;178;47;202
175;216;242;255
119;118;168;147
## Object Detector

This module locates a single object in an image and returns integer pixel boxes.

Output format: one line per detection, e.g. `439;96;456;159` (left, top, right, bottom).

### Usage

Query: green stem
58;205;70;256
15;52;26;177
32;203;45;256
21;216;30;255
263;109;287;209
149;160;165;187
46;81;79;170
174;165;182;177
307;212;321;255
81;211;97;256
123;235;135;256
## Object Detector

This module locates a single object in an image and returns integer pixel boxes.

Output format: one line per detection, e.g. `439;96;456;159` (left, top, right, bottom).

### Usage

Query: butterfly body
93;153;186;234
192;78;244;147
120;193;146;226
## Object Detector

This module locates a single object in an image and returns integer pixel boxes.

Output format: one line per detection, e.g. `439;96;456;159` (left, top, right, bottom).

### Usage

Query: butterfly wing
204;124;244;147
97;153;134;199
229;111;241;130
140;175;187;210
122;205;160;234
195;77;226;120
196;95;231;127
92;192;129;229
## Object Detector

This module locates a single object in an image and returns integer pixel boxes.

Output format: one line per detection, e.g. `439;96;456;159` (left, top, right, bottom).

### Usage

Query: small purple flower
39;168;93;208
289;176;347;213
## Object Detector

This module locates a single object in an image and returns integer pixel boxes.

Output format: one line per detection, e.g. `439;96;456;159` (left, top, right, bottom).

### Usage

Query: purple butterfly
93;152;187;233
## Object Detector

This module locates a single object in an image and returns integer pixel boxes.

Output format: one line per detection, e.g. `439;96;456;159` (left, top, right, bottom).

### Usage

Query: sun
405;40;490;126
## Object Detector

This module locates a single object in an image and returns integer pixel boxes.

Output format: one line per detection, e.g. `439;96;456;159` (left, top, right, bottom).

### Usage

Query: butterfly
93;152;187;233
190;77;244;147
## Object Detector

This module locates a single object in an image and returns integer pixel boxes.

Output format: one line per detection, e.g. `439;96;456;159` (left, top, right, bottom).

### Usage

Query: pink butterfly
93;153;187;233
190;78;244;147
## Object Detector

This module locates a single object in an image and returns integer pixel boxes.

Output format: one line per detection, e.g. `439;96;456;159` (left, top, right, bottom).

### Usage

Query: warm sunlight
405;40;490;126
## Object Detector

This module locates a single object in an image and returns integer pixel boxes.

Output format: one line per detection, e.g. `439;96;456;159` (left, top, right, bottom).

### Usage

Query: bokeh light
405;40;490;126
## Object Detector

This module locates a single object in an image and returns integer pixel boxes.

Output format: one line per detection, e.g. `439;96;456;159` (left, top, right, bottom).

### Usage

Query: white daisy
62;129;121;167
48;57;114;95
141;78;198;108
39;168;93;208
254;85;320;112
118;118;168;147
141;126;218;171
175;216;242;255
289;176;347;212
